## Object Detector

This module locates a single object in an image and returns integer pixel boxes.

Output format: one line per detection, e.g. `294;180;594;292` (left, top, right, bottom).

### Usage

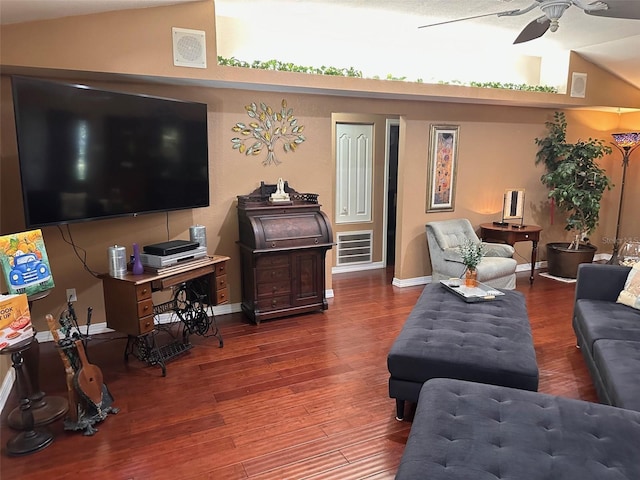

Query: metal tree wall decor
231;99;306;166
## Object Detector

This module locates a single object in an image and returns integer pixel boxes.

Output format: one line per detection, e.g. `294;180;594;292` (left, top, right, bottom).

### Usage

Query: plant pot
546;242;597;279
465;268;478;287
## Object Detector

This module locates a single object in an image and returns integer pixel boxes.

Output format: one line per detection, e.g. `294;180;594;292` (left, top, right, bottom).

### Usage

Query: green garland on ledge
217;56;559;94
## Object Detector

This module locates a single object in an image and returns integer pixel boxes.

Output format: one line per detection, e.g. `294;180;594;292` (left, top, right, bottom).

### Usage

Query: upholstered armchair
426;219;517;289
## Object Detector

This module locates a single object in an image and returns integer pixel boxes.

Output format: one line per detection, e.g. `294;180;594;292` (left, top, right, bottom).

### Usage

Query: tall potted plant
535;112;612;278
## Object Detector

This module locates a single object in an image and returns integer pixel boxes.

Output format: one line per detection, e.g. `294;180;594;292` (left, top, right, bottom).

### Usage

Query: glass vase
619;241;640;267
465;268;478;287
132;243;144;275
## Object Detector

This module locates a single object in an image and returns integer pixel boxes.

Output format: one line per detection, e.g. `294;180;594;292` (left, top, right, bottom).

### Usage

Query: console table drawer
216;274;227;290
215;261;227;276
138;315;155;335
137;298;154;318
216;288;229;304
136;284;152;301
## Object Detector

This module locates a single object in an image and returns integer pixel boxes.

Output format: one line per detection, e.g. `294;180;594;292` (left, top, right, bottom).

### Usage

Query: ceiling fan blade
418;9;519;29
513;17;551;44
584;0;640;19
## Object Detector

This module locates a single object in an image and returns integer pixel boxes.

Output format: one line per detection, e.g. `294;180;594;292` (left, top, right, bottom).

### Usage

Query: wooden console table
480;223;542;284
101;255;229;374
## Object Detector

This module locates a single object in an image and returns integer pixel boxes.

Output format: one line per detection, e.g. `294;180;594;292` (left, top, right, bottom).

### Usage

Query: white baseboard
0;368;16;416
392;276;430;288
332;261;385;274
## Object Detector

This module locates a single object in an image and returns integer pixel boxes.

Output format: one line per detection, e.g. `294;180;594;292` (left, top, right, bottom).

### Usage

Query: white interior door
335;123;373;224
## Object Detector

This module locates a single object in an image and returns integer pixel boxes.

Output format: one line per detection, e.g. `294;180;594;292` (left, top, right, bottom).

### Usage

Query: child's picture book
0;229;55;296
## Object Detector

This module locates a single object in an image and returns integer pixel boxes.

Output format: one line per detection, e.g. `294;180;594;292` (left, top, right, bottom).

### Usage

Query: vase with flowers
459;239;485;287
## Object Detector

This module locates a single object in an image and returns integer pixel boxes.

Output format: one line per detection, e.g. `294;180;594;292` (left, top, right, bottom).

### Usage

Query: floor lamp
608;132;640;265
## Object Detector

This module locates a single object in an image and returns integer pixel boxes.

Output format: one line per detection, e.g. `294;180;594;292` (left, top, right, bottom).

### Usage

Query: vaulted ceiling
1;0;639;89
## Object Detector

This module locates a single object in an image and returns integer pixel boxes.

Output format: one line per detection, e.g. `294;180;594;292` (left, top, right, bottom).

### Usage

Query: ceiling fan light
612;132;640;149
540;2;570;31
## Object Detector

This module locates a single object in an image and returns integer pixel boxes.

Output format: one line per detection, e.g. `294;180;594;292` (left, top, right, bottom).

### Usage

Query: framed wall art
502;189;526;225
426;124;459;212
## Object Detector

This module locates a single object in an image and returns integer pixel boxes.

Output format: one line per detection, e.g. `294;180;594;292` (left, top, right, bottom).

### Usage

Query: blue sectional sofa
573;263;640;411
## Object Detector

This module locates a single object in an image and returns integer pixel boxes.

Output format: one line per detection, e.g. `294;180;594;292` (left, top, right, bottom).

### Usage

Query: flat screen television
11;76;210;228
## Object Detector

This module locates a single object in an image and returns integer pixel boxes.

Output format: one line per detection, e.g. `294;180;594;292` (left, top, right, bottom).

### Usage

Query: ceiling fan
418;1;640;44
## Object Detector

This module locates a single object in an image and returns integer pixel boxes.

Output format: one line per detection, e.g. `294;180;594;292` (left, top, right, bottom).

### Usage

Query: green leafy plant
217;56;558;93
535;111;613;249
458;240;485;270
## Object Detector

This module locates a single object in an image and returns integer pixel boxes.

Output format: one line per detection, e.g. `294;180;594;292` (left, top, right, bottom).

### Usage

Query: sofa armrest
574;263;631;303
482;242;515;258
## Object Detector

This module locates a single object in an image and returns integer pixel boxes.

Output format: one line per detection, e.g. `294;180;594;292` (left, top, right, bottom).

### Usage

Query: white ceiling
1;0;639;89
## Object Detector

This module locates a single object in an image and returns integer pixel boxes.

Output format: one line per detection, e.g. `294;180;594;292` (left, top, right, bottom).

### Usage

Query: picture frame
502;189;526;224
426;125;459;212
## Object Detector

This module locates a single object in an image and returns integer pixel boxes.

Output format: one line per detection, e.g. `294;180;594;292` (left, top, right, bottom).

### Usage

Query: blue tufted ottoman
387;283;538;419
397;378;640;480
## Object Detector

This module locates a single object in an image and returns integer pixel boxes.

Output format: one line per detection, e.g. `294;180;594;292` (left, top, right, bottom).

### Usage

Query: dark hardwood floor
1;268;595;479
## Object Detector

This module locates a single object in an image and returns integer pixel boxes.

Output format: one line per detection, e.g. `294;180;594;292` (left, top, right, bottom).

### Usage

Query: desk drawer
136;284;152;301
216;288;229;304
256;266;290;283
137;298;154;318
215;261;227;276
138;315;155;335
257;280;291;298
216;274;227;290
256;255;289;268
257;294;291;311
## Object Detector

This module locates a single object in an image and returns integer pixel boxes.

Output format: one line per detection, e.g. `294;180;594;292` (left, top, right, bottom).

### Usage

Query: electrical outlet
66;288;77;302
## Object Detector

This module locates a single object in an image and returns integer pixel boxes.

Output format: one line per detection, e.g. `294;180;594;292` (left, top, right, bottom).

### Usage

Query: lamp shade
612;132;640;148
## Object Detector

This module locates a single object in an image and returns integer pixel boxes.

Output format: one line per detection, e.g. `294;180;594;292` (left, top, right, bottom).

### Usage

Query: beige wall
1;0;640;382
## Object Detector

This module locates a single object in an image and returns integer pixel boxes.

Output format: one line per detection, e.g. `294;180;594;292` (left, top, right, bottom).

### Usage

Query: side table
1;337;54;456
8;290;68;429
480;223;542;284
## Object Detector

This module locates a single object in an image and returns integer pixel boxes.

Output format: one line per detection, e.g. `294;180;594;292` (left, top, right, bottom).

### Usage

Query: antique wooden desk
480;223;542;284
237;182;333;324
101;255;229;374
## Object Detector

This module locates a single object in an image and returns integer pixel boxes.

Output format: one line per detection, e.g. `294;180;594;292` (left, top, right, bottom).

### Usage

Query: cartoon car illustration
9;252;51;288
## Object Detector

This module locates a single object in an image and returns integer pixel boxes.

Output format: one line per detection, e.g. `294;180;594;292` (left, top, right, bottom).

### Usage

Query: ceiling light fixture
540;1;571;31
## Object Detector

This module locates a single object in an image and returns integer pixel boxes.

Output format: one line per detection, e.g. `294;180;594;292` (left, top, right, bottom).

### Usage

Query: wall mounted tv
11;76;210;228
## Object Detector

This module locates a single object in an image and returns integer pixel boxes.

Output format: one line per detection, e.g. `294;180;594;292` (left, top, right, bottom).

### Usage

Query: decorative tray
439;279;505;303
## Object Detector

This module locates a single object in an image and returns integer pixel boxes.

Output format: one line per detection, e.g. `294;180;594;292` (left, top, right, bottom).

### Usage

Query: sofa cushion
573;299;640;353
397;378;640;480
617;262;640;310
593;339;640;411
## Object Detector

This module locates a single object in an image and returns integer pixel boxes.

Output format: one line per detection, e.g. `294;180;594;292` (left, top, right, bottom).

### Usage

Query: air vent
172;27;207;69
337;231;373;265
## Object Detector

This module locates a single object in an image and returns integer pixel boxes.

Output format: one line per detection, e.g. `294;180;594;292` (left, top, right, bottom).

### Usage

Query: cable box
143;240;199;256
140;246;208;268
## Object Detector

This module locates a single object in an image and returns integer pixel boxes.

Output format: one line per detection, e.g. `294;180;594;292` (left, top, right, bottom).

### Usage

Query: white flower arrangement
458;240;485;270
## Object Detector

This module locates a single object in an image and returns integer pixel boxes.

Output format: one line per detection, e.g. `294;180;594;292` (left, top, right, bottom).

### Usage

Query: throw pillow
617;263;640;310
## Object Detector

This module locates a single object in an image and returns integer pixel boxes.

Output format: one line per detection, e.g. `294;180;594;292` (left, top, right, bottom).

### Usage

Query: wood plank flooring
0;268;596;479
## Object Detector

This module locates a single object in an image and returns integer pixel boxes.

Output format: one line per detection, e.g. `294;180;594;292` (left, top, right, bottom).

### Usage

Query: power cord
56;224;101;278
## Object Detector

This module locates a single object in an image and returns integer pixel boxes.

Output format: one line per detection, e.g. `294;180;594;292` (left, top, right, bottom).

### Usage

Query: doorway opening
386;120;399;267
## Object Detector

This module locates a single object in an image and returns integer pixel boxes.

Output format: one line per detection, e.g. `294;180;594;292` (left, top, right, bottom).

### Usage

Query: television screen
11;76;209;228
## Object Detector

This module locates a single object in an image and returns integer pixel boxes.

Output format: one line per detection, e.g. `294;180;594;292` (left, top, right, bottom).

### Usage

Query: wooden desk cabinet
101;255;230;336
237;182;333;324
